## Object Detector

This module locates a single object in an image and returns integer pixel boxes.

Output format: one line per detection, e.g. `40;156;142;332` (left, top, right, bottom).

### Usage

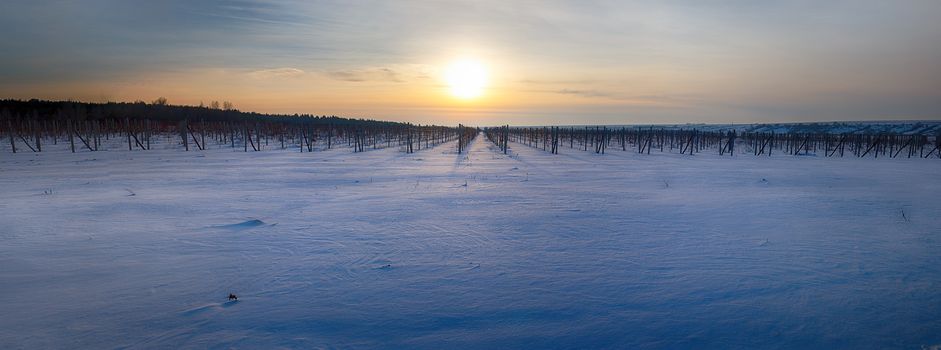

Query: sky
1;0;939;125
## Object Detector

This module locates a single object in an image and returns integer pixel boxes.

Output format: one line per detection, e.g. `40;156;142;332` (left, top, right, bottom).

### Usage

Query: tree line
0;99;474;154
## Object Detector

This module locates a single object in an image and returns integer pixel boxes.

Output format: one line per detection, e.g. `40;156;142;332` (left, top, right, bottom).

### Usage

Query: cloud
249;67;305;79
556;89;610;98
546;89;705;108
520;79;596;86
325;67;403;83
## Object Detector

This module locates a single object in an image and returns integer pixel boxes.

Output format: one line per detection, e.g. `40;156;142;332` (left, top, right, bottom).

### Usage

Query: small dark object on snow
228;293;238;301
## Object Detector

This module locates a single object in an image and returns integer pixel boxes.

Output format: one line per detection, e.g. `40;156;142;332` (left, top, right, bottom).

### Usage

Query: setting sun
444;59;488;99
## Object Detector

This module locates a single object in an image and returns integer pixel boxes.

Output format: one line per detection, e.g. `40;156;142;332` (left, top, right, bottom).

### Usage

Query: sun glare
445;59;488;99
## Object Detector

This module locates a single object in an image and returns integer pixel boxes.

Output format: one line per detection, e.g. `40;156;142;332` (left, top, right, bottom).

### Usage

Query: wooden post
458;124;463;154
8;120;16;153
126;118;132;151
67;120;75;153
181;120;189;151
144;120;149;150
729;130;736;156
33;120;41;152
92;120;99;151
255;124;261;151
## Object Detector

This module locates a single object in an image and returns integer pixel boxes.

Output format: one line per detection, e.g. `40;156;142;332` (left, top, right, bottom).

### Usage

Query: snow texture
2;134;941;349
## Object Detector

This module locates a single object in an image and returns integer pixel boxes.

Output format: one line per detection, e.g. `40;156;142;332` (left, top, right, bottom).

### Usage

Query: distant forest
0;99;407;128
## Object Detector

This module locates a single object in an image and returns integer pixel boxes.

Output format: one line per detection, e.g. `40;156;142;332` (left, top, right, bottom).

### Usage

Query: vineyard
3;101;939;161
0;100;477;155
485;125;941;159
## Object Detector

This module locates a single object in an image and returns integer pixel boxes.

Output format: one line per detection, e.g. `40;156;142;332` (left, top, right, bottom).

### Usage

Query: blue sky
1;0;939;125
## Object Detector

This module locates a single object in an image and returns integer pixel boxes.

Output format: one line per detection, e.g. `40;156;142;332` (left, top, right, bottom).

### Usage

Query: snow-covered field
2;134;940;349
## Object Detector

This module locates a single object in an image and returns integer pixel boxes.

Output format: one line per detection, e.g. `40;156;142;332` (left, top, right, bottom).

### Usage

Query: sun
444;59;488;99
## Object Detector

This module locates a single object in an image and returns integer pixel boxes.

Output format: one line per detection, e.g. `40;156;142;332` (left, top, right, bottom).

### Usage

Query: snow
2;133;941;349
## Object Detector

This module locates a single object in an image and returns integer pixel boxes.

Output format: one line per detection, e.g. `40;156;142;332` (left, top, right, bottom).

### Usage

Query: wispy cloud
545;89;705;108
520;79;596;86
323;64;436;83
556;89;610;98
325;68;403;83
250;67;305;79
